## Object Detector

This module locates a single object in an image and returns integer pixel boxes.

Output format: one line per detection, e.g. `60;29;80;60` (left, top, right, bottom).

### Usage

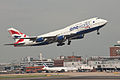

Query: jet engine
36;37;44;42
56;35;66;42
56;35;66;46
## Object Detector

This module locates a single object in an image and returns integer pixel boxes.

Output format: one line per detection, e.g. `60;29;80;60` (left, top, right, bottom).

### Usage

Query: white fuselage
43;66;78;72
15;17;107;46
38;17;107;38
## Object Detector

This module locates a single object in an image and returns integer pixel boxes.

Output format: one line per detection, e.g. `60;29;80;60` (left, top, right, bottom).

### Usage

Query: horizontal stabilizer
4;43;24;46
4;43;16;45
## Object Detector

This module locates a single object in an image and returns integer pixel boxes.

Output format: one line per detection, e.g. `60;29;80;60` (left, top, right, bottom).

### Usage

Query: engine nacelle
57;35;66;41
71;34;84;39
36;37;44;42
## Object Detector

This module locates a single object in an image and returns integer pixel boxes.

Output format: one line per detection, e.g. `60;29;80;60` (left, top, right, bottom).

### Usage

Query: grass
0;74;64;79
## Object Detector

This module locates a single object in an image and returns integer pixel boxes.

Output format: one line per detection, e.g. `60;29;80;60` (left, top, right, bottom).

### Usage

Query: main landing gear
97;29;100;35
67;40;71;45
57;40;72;46
57;43;65;46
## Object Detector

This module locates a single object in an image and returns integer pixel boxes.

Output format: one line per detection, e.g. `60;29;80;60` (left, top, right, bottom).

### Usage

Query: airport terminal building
88;56;120;71
1;46;120;73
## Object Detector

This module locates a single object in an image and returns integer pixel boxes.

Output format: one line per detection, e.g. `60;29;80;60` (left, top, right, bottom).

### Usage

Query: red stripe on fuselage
84;26;90;29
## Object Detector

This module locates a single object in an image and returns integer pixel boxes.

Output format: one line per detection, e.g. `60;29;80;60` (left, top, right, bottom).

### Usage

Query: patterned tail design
8;28;27;44
43;63;48;67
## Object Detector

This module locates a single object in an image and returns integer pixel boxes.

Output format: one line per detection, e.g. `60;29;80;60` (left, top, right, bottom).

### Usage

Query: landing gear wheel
97;30;100;35
68;40;71;45
97;32;100;35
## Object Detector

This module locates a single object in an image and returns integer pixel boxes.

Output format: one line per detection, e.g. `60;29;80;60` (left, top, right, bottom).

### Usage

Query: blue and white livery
5;17;108;47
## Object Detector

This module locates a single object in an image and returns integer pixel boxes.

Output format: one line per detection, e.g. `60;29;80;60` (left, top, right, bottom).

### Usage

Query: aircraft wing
20;36;57;39
19;32;76;43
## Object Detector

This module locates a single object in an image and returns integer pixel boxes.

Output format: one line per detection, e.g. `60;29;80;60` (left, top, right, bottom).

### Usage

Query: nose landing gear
97;29;100;35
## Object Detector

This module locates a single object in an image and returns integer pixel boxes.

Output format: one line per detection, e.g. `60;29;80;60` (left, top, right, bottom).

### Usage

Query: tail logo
43;63;48;67
8;28;27;44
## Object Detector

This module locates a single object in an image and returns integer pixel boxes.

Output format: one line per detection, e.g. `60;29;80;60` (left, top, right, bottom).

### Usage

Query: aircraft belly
76;25;104;35
32;42;50;46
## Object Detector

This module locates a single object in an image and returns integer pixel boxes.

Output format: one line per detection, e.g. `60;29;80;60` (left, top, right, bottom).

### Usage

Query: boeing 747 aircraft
5;17;107;47
42;63;78;72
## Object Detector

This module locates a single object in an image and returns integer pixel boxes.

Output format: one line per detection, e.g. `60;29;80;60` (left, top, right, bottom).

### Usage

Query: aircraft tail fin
43;63;48;68
8;28;28;43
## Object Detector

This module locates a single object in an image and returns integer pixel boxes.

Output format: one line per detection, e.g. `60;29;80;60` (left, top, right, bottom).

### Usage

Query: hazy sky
0;0;120;63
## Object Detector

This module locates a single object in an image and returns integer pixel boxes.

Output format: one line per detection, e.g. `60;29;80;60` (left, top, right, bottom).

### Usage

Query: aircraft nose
103;19;108;24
